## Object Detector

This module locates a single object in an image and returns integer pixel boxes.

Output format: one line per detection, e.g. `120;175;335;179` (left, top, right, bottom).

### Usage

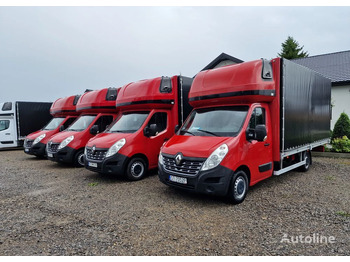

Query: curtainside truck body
0;101;52;149
84;75;193;180
24;95;80;157
158;58;331;203
46;88;119;166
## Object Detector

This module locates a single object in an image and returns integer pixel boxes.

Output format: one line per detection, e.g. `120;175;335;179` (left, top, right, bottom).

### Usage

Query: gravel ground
0;150;349;256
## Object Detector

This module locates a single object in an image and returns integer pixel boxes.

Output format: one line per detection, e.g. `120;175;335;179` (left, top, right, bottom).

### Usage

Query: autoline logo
280;233;336;244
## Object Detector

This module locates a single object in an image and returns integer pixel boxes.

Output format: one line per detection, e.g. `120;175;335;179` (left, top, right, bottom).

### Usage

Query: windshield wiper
197;129;219;137
181;130;196;136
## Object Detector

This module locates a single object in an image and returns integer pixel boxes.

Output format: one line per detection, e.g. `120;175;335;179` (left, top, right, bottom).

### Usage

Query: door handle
264;143;270;147
5;133;10;135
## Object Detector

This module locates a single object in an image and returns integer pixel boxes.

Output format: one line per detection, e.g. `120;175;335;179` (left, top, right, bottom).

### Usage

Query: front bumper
84;153;129;175
158;162;234;197
47;146;76;164
24;142;46;156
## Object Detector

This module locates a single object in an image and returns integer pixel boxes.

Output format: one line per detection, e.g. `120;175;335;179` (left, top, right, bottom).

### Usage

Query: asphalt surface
0;150;349;255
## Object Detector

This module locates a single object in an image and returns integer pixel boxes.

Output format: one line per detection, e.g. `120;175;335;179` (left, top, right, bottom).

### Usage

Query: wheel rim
130;161;144;178
234;176;246;200
77;153;84;166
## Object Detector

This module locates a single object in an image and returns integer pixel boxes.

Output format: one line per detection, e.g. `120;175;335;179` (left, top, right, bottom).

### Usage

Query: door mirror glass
59;125;65;132
255;124;267;142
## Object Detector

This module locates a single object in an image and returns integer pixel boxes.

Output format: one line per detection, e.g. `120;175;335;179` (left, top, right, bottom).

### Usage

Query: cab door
245;105;273;184
144;111;170;168
0;118;16;148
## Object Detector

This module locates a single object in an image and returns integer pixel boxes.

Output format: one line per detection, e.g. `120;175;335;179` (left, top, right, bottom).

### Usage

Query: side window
95;115;114;132
248;107;265;130
0;120;10;131
147;112;167;134
63;117;76;129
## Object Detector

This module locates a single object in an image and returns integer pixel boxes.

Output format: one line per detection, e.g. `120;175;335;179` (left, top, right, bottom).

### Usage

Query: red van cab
24;95;80;157
46;88;119;166
158;58;331;204
84;76;192;180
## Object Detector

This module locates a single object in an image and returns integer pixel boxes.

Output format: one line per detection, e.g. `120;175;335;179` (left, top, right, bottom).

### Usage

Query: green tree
332;112;350;140
278;36;309;59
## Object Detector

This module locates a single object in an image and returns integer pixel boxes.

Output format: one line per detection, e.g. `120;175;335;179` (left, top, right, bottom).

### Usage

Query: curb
312;151;350;159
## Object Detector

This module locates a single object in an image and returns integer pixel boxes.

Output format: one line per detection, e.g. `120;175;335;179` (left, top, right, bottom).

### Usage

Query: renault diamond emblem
175;153;183;166
92;145;96;154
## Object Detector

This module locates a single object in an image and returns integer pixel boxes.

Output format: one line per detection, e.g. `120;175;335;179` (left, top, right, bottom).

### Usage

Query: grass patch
88;182;99;187
325;175;335;181
336;211;350;217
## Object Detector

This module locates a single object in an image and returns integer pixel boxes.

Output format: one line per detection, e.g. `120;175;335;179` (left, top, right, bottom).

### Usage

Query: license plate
169;175;187;185
25;148;29;152
88;162;97;168
47;153;53;158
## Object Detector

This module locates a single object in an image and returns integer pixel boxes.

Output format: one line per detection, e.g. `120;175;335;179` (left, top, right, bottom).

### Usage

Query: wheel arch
234;165;251;185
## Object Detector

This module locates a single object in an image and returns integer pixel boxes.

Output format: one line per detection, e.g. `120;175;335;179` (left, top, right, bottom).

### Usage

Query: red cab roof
50;95;81;116
116;76;177;110
189;59;276;108
76;87;120;113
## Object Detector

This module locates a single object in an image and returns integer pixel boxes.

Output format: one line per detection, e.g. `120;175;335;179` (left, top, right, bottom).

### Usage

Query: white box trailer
0;101;52;149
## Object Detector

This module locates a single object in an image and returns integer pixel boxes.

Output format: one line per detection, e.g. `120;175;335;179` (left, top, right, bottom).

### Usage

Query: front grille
163;155;203;176
25;139;33;148
86;147;107;161
47;142;60;153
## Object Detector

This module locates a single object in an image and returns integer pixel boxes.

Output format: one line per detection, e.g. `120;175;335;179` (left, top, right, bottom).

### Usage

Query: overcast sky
1;6;350;102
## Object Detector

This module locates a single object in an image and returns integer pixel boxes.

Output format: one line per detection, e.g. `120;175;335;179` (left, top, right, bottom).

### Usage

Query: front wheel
73;149;85;167
227;170;249;204
126;157;147;181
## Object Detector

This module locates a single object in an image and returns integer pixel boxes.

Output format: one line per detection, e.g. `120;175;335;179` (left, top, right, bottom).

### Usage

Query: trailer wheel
126;157;147;181
299;151;311;172
73;149;85;167
228;170;249;204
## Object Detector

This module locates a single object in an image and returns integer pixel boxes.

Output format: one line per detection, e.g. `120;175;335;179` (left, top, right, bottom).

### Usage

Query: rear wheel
73;149;85;167
227;170;249;204
126;157;147;181
299;151;311;172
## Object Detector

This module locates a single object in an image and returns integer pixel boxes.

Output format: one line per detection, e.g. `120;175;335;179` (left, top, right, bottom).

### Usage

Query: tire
299;151;311;172
73;149;85;167
227;170;249;204
126;157;147;181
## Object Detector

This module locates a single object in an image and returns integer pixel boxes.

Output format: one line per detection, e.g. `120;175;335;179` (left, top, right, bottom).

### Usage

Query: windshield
179;106;249;137
66;115;96;132
107;112;149;133
43;117;65;130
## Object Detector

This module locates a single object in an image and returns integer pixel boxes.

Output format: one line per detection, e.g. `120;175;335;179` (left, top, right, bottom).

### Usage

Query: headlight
201;144;228;171
105;138;126;158
158;153;164;165
84;147;87;156
58;135;74;150
33;134;46;145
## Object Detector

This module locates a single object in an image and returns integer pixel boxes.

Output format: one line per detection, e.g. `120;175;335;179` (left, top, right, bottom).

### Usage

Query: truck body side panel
281;59;331;152
16;102;52;139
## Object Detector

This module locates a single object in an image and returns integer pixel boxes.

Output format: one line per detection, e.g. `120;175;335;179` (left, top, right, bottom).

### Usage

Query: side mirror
255;125;267;142
90;125;99;135
144;124;158;137
174;125;180;133
59;125;65;132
